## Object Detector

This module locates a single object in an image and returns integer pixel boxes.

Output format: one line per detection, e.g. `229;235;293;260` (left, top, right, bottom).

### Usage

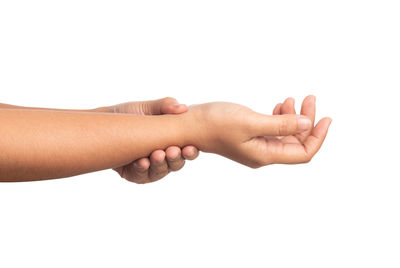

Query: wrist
179;106;214;152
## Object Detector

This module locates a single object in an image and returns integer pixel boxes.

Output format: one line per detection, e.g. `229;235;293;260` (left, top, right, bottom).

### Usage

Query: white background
0;0;399;267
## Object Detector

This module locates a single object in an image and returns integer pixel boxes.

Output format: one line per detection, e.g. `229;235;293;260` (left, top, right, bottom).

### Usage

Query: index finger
303;117;332;160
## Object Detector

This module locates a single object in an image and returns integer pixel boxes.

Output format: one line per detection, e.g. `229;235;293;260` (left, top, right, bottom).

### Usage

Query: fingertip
312;117;332;138
300;95;316;123
306;94;316;100
273;103;282;115
282;97;294;108
168;103;188;114
302;95;315;106
182;145;199;160
150;149;166;162
191;147;200;159
320;117;332;126
281;97;296;114
177;104;188;113
135;158;151;170
160;97;185;114
324;117;333;129
166;146;181;160
285;97;295;104
179;103;188;110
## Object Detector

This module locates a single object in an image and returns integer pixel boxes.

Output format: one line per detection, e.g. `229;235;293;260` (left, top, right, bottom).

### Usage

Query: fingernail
297;118;312;131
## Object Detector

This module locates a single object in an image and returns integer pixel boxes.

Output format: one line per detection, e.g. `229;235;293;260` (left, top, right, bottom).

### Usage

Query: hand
187;95;331;168
109;97;199;184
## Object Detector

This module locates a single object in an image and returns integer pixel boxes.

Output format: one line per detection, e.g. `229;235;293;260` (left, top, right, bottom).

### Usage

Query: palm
249;135;308;164
243;95;331;165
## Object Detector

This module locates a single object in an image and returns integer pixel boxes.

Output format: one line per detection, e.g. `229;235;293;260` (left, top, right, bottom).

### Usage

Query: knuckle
125;177;147;184
133;179;150;184
249;163;262;169
278;120;289;136
149;169;169;180
174;161;186;170
163;96;176;103
249;158;266;169
140;102;151;115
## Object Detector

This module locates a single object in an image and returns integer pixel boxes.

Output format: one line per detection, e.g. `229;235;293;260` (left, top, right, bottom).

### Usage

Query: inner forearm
0;103;112;113
0;109;191;182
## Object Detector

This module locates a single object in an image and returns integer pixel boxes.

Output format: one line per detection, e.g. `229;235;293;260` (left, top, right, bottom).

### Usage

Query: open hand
188;95;331;168
111;97;199;183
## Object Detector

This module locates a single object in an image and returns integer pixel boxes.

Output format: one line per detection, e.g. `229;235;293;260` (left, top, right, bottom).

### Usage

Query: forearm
0;109;196;182
0;103;112;113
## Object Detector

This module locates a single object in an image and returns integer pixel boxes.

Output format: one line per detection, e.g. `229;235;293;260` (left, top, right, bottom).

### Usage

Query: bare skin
0;97;199;183
0;95;331;183
95;98;199;183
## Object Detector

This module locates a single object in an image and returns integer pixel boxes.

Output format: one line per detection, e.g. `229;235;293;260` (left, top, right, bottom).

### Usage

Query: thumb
250;113;312;136
142;97;187;115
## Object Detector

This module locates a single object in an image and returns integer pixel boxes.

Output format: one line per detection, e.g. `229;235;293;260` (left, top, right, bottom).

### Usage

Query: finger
301;95;316;125
303;117;332;160
124;158;150;184
142;97;188;115
250;113;313;136
182;145;199;160
165;146;185;171
273;103;282;115
264;117;332;164
296;95;316;142
280;97;296;114
148;149;169;182
136;157;151;169
160;99;187;114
